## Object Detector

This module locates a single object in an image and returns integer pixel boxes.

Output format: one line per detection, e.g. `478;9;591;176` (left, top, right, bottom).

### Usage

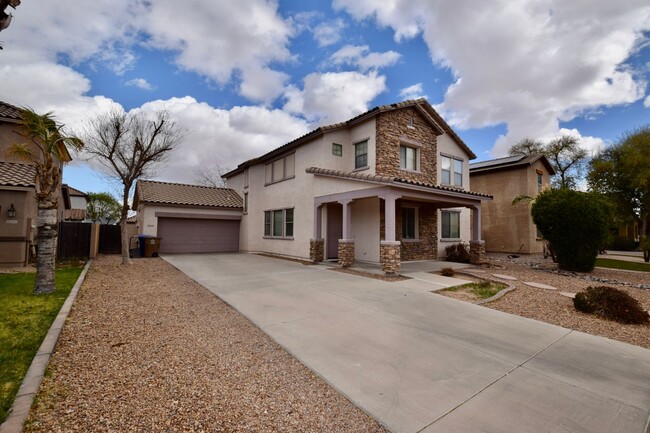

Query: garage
157;217;240;253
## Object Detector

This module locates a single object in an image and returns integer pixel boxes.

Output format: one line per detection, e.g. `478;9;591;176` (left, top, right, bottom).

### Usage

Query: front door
327;203;343;259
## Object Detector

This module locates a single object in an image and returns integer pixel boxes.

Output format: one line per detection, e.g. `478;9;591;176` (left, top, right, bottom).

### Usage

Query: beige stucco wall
470;160;551;254
435;133;472;258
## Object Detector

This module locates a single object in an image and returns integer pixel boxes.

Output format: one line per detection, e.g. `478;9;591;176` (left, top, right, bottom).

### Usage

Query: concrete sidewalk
164;253;650;433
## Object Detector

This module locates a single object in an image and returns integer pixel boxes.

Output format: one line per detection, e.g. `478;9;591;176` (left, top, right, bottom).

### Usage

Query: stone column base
338;239;355;267
380;241;401;274
309;238;324;263
469;240;486;265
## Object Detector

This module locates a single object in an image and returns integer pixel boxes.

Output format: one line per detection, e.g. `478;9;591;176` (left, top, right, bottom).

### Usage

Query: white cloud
125;78;155;91
399;83;427;100
283;71;387;124
313;18;346;47
330;45;401;72
645;94;650;107
238;65;289;104
335;0;650;156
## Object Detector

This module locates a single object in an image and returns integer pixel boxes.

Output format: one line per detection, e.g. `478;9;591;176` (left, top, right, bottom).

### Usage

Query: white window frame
400;145;418;171
401;206;419;241
441;210;461;240
263;208;294;239
441;154;464;187
354;140;368;170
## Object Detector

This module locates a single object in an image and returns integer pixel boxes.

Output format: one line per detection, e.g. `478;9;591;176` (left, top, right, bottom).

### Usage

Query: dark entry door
327;203;343;259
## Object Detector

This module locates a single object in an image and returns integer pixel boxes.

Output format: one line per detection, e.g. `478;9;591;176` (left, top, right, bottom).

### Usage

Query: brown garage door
157;217;240;253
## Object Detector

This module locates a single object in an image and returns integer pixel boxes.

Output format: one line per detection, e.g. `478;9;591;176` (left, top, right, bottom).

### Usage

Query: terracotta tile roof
469;154;556;175
0;100;22;121
224;98;475;178
0;162;36;187
63;209;87;221
65;185;87;197
305;167;492;199
134;180;243;209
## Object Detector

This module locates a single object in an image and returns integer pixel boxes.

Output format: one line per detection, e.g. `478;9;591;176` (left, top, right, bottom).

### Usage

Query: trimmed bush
531;189;613;271
440;267;455;277
445;243;470;263
573;286;649;325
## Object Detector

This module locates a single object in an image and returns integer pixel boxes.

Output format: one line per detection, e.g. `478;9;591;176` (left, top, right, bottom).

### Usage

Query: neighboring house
223;99;491;272
133;180;243;254
0;100;70;266
62;184;88;221
469;154;555;254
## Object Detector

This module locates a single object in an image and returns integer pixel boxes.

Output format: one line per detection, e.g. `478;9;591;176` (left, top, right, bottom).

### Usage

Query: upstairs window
537;171;543;193
354;140;368;169
243;192;248;214
332;143;343;157
265;153;295;185
400;145;418;171
441;155;463;187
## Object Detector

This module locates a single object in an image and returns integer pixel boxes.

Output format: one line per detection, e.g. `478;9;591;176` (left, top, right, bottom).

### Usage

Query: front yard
0;265;83;423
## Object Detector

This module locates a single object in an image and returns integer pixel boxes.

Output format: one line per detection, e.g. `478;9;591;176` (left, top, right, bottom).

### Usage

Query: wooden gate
57;222;91;260
98;224;122;254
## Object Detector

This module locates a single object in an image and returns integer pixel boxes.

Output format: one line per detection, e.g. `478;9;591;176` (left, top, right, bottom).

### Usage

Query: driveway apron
163;253;650;433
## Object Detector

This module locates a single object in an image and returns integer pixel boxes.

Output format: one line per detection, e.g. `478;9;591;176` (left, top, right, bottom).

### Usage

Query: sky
1;0;649;198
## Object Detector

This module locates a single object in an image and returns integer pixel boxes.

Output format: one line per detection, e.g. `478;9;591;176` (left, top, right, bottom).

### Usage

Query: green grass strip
595;258;650;273
0;266;83;422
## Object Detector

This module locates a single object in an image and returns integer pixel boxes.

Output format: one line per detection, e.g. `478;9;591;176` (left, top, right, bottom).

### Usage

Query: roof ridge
469;154;526;166
139;179;235;191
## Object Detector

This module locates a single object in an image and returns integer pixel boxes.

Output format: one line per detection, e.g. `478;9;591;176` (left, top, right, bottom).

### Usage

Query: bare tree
193;162;229;188
83;110;184;264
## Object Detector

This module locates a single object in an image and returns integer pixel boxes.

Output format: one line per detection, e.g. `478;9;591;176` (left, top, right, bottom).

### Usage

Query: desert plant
573;286;649;325
445;243;470;263
440;267;455;277
532;189;613;271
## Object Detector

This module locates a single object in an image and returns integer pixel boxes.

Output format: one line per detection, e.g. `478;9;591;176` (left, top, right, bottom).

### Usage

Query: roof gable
224;98;476;178
134;179;243;209
469;154;556;175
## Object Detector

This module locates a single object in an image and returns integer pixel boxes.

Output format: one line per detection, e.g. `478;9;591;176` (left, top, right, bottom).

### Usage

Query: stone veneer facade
310;238;324;262
380;241;401;274
338;240;355;267
380;199;438;261
375;107;438;184
469;240;485;265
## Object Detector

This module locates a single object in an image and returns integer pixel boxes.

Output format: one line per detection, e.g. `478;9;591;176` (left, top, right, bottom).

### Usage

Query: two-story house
224;99;491;273
469;154;555;254
0;100;71;266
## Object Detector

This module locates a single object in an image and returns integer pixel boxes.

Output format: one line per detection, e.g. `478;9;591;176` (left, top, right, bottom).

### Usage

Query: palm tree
11;108;83;294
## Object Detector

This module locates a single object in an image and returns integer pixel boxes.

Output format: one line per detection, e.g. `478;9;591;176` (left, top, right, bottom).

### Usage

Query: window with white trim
354;140;368;169
441;210;460;239
400;145;418;171
402;207;418;239
265;153;295;185
264;208;294;238
441;155;463;187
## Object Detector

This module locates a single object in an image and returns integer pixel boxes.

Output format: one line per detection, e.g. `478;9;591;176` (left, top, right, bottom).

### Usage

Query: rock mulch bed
481;255;650;349
24;255;388;433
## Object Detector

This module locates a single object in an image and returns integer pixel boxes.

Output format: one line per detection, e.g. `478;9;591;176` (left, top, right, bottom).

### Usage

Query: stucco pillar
338;199;354;267
383;194;396;242
312;204;322;239
471;205;482;241
310;204;324;263
340;199;352;240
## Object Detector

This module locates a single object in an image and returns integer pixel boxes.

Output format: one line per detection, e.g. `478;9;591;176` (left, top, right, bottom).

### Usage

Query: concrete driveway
163;253;650;433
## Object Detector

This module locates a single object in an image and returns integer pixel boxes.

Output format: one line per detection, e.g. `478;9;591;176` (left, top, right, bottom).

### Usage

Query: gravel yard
463;254;650;349
24;255;387;433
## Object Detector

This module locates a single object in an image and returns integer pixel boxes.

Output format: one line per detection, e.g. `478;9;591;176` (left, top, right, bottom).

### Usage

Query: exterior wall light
7;203;16;218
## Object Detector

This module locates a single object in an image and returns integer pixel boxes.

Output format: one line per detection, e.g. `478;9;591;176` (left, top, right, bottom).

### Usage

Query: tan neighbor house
469;154;555;254
0;100;72;266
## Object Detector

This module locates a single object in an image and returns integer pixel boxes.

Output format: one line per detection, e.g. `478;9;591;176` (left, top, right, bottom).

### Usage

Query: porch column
469;205;485;265
338;199;354;267
380;193;401;274
310;204;324;262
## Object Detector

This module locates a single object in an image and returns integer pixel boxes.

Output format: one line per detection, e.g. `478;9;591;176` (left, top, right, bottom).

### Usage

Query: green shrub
532;189;613;271
445;243;470;263
440;267;455;277
573;286;649;325
606;235;637;251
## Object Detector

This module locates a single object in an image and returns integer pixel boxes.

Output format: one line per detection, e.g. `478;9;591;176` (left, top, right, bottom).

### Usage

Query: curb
0;260;93;433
